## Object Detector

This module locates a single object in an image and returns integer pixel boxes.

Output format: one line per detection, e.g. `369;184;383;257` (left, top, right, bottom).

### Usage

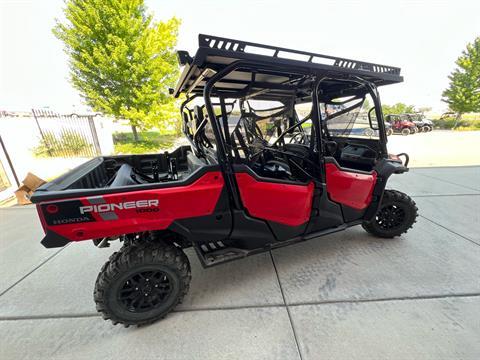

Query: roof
173;34;403;100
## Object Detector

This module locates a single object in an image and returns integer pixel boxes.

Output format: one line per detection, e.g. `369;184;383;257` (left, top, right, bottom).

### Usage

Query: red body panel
235;173;314;226
392;120;416;130
325;163;377;210
38;172;224;242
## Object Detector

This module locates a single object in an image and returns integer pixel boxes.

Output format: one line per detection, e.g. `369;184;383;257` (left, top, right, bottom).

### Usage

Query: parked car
440;111;456;120
328;127;377;137
385;114;417;135
405;113;433;132
31;34;417;327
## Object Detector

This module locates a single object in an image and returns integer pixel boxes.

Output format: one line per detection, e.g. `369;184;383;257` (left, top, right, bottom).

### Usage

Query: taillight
46;204;59;214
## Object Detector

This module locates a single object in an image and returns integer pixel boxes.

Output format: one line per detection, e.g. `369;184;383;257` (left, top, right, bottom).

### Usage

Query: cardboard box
14;185;33;205
14;173;46;205
22;172;46;191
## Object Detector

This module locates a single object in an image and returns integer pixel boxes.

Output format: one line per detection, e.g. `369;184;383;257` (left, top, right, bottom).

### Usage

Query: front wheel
94;241;191;326
362;190;418;238
386;128;393;136
401;128;410;136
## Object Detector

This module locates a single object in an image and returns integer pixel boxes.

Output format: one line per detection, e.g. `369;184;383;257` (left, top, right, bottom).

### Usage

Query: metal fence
31;109;101;158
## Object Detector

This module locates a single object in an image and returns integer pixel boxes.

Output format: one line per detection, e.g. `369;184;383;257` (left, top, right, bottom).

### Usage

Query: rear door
227;100;315;240
233;165;314;240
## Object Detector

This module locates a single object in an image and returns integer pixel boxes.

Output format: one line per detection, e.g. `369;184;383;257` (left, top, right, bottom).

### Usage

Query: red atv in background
385;114;417;135
31;34;417;327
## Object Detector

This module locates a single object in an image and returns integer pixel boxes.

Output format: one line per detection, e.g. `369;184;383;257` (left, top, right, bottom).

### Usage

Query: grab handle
396;153;409;167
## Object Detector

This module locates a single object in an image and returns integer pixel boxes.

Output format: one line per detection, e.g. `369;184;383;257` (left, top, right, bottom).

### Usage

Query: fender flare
363;159;408;221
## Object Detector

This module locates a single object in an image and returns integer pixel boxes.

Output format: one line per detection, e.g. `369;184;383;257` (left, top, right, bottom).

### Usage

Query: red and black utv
385;114;417;135
31;34;417;326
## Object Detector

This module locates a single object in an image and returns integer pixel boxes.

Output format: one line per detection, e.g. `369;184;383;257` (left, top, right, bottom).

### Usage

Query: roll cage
174;35;403;206
175;36;401;148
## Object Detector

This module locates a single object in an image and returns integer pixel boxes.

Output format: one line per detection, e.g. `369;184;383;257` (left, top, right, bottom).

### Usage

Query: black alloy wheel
118;269;173;313
375;204;406;231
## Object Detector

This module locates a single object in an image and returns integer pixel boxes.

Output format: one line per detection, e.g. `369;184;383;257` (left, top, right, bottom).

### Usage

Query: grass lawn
113;131;179;154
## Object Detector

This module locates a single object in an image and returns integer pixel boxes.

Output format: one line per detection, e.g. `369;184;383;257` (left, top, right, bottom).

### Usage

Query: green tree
382;103;415;116
54;0;181;141
442;37;480;128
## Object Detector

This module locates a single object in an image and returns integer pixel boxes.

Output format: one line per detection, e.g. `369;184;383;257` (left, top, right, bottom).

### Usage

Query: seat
109;164;148;187
230;118;252;161
193;105;204;131
187;151;207;172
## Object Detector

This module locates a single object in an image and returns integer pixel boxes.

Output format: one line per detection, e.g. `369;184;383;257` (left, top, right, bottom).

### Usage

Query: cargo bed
31;146;216;202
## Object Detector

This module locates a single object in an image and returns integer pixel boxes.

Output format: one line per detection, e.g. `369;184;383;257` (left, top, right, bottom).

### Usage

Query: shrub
113;131;177;154
33;130;91;157
60;131;89;155
33;132;58;157
432;117;457;129
432;117;480;130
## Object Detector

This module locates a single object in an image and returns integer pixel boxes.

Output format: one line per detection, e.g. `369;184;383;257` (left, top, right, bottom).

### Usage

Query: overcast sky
0;0;479;112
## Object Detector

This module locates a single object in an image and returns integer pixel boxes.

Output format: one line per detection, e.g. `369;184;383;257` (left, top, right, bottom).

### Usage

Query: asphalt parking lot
1;166;479;359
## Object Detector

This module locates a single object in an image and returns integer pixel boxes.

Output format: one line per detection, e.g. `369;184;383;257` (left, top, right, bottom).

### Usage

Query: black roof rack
173;34;403;99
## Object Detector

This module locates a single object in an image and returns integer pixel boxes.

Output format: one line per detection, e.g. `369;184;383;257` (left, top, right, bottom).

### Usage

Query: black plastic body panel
41;230;71;248
341;205;366;223
268;221;307;242
171;187;232;243
363;158;409;221
228;210;276;249
306;184;344;233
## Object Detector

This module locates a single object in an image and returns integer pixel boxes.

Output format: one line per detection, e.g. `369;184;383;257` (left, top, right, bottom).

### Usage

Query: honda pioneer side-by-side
385;114;418;135
31;35;418;326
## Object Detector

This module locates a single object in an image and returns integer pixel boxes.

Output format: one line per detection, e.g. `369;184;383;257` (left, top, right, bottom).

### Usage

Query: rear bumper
41;230;71;248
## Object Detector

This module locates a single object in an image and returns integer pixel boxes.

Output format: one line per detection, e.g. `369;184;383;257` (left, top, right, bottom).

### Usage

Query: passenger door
233;165;315;240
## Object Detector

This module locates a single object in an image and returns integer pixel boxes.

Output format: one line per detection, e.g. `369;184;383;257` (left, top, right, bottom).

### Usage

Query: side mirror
368;107;379;130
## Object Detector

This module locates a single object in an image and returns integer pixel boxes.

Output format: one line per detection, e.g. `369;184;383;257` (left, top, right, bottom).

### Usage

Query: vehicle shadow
178;225;403;310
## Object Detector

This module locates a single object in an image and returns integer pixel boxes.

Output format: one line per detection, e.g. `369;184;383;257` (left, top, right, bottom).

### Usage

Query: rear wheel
386;128;393;136
362;190;417;238
401;128;410;136
94;241;191;326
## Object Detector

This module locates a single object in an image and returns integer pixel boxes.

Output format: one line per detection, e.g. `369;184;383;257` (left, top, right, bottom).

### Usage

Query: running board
194;241;250;267
194;222;362;268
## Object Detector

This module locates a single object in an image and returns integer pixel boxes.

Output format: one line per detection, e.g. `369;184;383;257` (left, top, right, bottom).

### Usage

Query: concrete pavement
1;166;479;359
